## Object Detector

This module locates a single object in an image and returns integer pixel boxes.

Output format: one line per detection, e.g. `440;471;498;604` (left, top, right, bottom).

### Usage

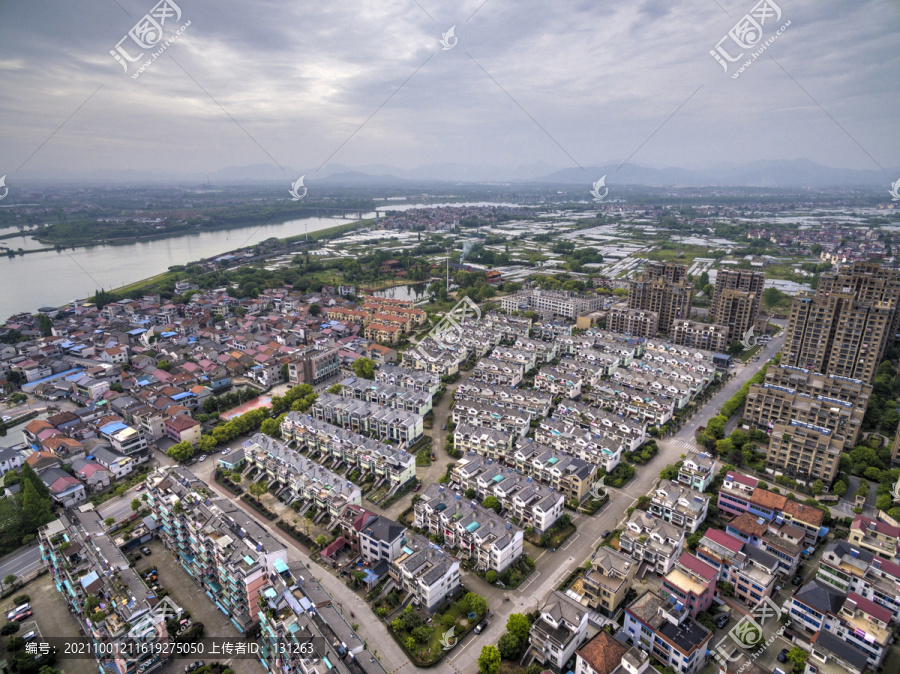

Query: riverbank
55;216;378;309
32;203;376;248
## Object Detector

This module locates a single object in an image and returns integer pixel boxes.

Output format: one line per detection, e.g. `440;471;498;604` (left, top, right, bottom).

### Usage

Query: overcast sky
1;0;898;180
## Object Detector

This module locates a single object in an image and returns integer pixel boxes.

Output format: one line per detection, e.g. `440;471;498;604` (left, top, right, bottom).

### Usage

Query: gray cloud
0;0;897;181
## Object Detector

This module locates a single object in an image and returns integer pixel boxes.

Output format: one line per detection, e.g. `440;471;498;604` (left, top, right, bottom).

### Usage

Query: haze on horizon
1;0;898;184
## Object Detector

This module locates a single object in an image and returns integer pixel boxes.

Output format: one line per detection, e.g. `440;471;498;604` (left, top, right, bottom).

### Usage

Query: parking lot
139;539;264;674
8;572;97;674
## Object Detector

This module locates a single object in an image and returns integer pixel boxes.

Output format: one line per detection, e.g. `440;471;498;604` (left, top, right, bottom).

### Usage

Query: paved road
178;338;785;674
0;543;42;584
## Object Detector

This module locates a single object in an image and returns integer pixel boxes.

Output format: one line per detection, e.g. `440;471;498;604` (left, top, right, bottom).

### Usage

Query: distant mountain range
18;158;899;189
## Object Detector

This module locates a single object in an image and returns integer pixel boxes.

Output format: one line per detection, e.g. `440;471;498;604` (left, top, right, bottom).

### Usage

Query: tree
156;359;172;371
464;488;477;499
485;570;497;583
21;478;51;533
249;482;267;497
309;303;321;316
810;243;823;256
706;416;726;439
787;647;807;673
482;496;501;513
167;441;194;462
260;418;280;438
315;535;328;548
465;592;488;617
635;495;651;511
352;357;375;379
197;435;217;454
104;518;115;527
832;479;847;497
727;341;744;357
497;632;520;660
412;625;432;643
37;314;53;337
131;498;141;512
441;613;456;629
327;384;343;395
876;494;893;511
477;645;501;674
3;574;16;588
506;613;530;642
810;480;824;496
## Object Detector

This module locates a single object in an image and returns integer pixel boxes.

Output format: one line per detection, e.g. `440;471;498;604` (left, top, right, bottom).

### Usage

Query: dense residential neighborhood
1;243;899;674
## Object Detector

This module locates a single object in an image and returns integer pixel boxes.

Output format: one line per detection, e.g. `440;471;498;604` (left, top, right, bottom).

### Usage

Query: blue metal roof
100;422;128;434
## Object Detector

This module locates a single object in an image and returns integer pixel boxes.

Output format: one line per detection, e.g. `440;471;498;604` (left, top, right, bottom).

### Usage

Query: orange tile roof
729;512;769;538
783;499;824;526
575;631;630;674
749;488;784;511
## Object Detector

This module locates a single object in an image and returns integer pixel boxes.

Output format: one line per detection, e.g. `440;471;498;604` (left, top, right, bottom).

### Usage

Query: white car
198;455;207;462
7;603;29;620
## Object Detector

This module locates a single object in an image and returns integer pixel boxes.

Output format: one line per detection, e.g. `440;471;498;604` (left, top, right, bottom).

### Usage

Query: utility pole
446;248;450;293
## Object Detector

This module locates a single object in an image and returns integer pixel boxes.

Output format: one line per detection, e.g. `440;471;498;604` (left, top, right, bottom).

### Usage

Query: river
0;214;362;319
0;201;522;319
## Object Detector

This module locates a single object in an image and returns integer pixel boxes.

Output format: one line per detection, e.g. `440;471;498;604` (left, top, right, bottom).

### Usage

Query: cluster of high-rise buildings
752;262;900;483
609;263;767;353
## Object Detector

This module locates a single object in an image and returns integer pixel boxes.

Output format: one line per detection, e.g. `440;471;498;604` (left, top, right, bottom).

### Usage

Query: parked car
12;609;32;622
441;424;447;430
140;546;152;556
198;455;207;462
7;604;29;621
185;661;205;673
221;448;231;455
601;530;611;538
714;613;730;629
791;574;803;586
136;483;146;491
412;484;420;492
777;649;789;663
22;630;36;642
474;620;488;635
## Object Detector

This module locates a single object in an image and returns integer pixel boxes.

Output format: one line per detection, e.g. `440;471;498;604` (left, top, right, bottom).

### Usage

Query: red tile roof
702;528;744;553
678;553;718;581
845;591;892;625
726;471;758;487
852;515;900;538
